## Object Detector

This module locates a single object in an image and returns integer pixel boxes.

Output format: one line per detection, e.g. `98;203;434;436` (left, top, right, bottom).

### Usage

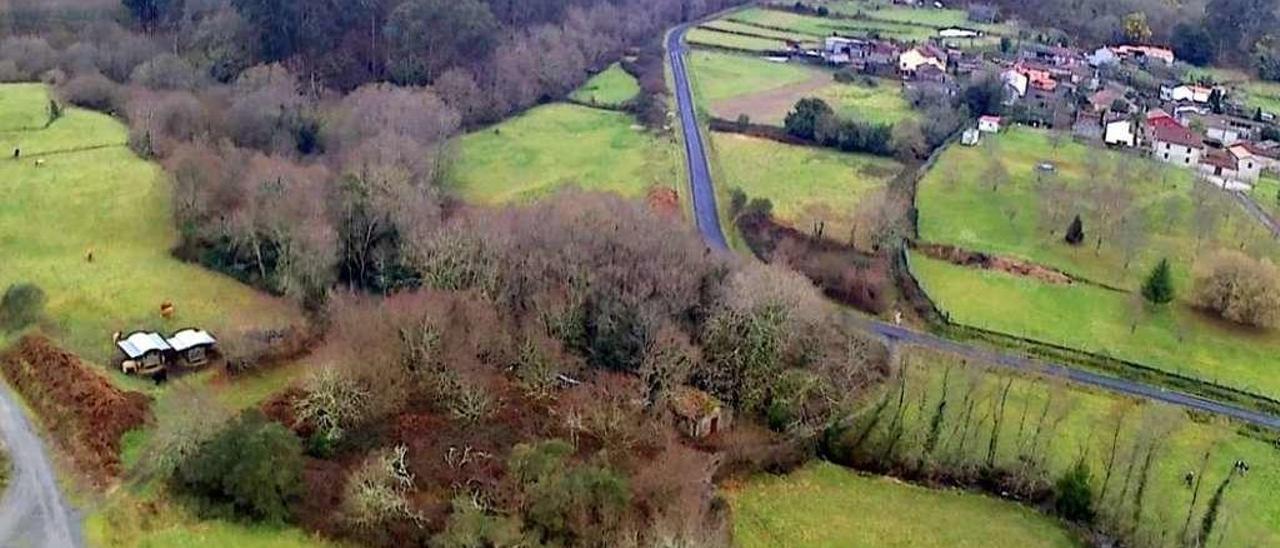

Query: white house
961;128;981;146
1114;45;1175;65
1228;144;1264;184
1087;47;1119;67
1150;124;1204;167
823;36;857;64
899;47;945;74
1001;68;1028;99
1163;85;1213;104
978;115;1002;133
1104;119;1136;147
938;27;980;39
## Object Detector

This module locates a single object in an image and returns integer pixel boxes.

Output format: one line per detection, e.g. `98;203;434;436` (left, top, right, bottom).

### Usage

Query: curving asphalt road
0;386;82;547
665;25;1280;431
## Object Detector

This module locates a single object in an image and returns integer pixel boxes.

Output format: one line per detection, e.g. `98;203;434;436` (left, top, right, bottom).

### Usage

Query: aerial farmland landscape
1;0;1280;547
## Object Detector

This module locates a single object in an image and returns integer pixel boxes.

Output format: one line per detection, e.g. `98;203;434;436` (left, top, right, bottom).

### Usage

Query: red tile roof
1201;150;1237;170
1151;124;1203;149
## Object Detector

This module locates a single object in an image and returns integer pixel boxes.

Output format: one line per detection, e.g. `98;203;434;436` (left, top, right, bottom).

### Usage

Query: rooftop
1151;124;1204;149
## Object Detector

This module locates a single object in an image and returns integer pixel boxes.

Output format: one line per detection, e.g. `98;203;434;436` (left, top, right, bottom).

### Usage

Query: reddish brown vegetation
916;243;1074;285
647;186;680;217
739;213;892;314
0;336;151;488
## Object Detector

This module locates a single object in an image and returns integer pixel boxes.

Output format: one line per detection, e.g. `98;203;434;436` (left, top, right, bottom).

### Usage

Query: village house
962;127;982;146
899;45;946;75
1113;45;1175;65
1242;141;1280;174
1162;84;1214;104
1180;112;1265;146
1018;43;1080;68
823;36;860;65
1086;47;1120;67
1104;117;1136;147
1150;123;1204;167
978;115;1002;133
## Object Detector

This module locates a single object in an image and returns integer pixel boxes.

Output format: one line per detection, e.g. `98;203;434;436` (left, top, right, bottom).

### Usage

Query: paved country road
0;386;81;547
668;24;729;251
665;25;1280;431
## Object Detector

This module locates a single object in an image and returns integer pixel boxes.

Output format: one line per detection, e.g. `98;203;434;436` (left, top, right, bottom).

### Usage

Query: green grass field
0;82;52;131
914;127;1280;398
568;63;640;108
730;462;1079;547
1251;174;1280;221
1240;80;1280;115
686;50;816;104
448;103;677;203
687;28;793;52
815;79;915;126
826;1;1016;34
699;20;819;43
0;84;300;365
711;132;899;240
911;253;1280;397
841;346;1280;547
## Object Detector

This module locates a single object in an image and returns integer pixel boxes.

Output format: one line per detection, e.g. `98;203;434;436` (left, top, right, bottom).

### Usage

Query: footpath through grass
730;461;1079;548
711;132;899;241
0;84;300;364
839;347;1280;547
568;63;640;108
449;103;678;204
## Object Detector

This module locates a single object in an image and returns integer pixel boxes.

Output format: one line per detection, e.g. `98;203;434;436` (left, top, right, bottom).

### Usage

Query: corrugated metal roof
167;329;216;352
117;332;171;359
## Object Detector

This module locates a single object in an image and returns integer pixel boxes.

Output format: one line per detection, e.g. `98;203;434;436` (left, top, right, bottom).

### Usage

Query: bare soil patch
916;243;1074;285
711;73;829;125
0;335;151;488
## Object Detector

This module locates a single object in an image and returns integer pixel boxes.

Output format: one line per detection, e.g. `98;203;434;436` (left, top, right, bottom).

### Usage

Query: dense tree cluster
1193;251;1280;328
784;98;895;156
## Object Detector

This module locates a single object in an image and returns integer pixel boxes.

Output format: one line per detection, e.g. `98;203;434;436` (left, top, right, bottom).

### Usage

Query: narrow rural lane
668;24;729;251
1231;190;1280;238
0;386;82;547
665;25;1280;431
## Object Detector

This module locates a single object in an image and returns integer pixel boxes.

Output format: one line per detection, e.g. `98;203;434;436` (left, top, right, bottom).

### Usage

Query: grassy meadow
839;346;1280;547
0;84;300;364
914;127;1280;398
1251;174;1280;221
729;462;1079;547
686;28;793;52
815;78;915;126
711;132;899;240
568;63;640;108
698;20;818;43
449;103;678;203
827;0;1017;34
686;50;816;104
1241;80;1280;115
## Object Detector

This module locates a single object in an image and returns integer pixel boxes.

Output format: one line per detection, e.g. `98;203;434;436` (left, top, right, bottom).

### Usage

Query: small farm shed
166;328;218;366
978;115;1002;133
117;331;170;369
670;386;727;439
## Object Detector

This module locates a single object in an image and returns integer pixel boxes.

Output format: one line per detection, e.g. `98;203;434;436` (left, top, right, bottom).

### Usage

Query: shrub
1054;459;1095;523
1064;215;1085;245
1142;258;1175;305
1193;251;1280;328
175;409;304;522
59;72;122;112
0;283;46;332
344;445;423;529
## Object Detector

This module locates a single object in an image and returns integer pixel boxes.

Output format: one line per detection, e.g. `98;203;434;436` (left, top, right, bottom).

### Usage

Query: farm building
1104;118;1136;147
167;328;218;366
116;331;170;370
899;46;946;75
1113;45;1175;65
1150;123;1204;167
978;115;1002;133
669;386;727;439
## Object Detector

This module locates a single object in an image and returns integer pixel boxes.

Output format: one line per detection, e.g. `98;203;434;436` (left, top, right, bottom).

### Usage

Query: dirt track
0;386;82;547
710;73;829;125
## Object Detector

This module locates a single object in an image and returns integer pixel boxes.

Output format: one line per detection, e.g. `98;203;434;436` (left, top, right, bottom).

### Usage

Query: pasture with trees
914;127;1280;399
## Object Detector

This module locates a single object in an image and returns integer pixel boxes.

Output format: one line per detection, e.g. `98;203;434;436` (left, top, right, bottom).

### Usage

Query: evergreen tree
1142;258;1175;305
1064;215;1085;245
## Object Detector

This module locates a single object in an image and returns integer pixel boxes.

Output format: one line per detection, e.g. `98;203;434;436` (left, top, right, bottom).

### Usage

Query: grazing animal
160;301;175;319
34;158;45;167
85;249;94;263
1184;471;1195;487
12;148;19;159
